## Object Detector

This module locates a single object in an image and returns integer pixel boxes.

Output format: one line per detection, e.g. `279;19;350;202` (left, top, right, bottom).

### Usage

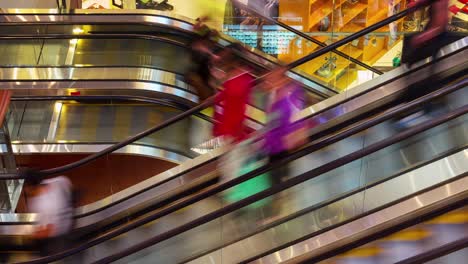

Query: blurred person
402;0;449;66
213;49;277;226
263;68;306;186
22;168;74;257
395;0;450;131
212;45;254;145
213;44;256;185
260;67;307;221
409;0;449;49
186;17;220;101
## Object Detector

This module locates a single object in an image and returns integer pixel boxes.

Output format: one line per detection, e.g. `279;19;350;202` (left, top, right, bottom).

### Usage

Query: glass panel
8;101;54;143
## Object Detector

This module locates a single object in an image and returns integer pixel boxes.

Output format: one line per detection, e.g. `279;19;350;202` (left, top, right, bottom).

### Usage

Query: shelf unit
279;0;408;91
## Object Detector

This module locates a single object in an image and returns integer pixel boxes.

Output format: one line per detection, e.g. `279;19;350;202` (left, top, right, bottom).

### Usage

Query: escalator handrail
2;75;463;220
0;64;184;76
17;77;467;264
91;96;468;264
0;0;440;179
230;0;383;75
0;3;379;76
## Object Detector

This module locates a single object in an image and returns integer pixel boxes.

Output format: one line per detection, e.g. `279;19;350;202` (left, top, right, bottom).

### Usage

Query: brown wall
15;153;177;213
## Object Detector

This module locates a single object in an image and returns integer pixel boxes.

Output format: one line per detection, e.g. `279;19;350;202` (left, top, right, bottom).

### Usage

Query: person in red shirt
213;46;255;187
212;46;254;143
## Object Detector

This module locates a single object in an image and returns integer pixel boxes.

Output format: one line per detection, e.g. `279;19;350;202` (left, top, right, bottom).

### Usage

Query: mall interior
0;0;466;263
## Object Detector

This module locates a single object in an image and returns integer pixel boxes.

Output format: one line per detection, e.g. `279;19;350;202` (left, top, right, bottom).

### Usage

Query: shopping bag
223;150;272;210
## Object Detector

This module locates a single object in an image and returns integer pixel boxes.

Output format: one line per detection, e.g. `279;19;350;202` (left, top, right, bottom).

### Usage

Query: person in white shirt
23;169;74;256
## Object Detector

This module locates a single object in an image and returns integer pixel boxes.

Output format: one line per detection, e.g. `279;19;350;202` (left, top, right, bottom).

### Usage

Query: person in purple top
259;68;307;221
264;68;306;186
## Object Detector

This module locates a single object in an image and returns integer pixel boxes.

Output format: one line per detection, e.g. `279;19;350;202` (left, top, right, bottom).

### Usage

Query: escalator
1;50;466;263
2;63;465;264
0;3;467;264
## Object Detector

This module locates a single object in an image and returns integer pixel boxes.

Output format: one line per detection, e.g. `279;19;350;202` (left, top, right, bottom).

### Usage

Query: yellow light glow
54;102;63;113
73;28;84;34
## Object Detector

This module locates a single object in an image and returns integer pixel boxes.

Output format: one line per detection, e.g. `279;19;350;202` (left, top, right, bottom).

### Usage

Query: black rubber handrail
17;76;466;264
230;0;383;75
0;0;437;180
0;10;195;27
92;97;468;263
0;95;215;180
